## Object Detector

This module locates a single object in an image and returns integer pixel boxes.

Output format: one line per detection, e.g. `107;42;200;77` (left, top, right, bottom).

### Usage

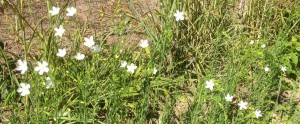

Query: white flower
261;44;266;48
139;39;149;48
49;6;60;16
238;100;248;110
45;77;55;89
92;45;101;53
205;79;215;91
249;40;255;44
174;10;184;21
54;25;65;37
17;83;30;96
84;36;95;48
127;63;137;74
56;48;66;57
75;53;85;60
264;66;270;72
255;110;262;118
153;67;158;74
16;60;28;74
34;61;49;75
120;61;127;68
66;7;77;16
281;66;287;72
225;94;234;102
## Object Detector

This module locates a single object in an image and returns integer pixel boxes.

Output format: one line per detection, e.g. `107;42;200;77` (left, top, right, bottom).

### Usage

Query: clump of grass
0;0;300;123
157;0;300;123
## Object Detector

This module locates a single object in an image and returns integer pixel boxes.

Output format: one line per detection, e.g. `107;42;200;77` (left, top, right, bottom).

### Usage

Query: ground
0;0;158;59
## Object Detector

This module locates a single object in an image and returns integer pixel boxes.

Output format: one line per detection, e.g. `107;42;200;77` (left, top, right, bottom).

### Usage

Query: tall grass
0;0;299;123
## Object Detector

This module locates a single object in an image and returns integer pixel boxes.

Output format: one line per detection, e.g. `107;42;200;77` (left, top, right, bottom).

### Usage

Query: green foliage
0;0;299;123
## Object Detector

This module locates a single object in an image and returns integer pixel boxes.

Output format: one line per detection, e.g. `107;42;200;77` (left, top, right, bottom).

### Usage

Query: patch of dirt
0;104;13;123
0;0;159;60
174;83;196;119
174;93;194;117
281;76;300;105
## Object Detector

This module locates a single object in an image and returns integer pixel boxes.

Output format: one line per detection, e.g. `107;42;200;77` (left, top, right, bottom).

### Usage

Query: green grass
0;0;300;123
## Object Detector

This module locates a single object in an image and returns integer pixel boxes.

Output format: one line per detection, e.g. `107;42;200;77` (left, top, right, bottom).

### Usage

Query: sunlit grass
0;0;300;123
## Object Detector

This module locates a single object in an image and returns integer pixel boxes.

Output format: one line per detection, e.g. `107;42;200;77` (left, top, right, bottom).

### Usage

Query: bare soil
0;0;159;59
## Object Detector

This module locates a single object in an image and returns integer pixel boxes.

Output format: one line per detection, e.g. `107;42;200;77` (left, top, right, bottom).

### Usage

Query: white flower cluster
204;79;263;118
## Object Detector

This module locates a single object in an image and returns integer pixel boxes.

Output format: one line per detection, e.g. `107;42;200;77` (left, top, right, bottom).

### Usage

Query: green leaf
296;47;300;51
292;36;297;42
222;31;230;39
290;53;298;65
134;65;143;77
145;47;151;58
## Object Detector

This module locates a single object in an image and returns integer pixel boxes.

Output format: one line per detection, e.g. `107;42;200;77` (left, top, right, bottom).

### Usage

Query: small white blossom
281;66;287;72
120;61;127;68
34;61;49;75
205;79;215;91
264;66;270;72
54;25;65;37
75;53;85;60
139;39;149;48
174;10;184;21
249;40;255;44
45;77;55;89
56;48;66;57
49;6;60;16
153;67;158;74
255;110;262;118
127;63;137;74
17;83;30;96
16;60;28;74
66;7;77;16
225;94;234;102
92;45;101;53
238;100;248;110
84;36;95;48
261;44;266;48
